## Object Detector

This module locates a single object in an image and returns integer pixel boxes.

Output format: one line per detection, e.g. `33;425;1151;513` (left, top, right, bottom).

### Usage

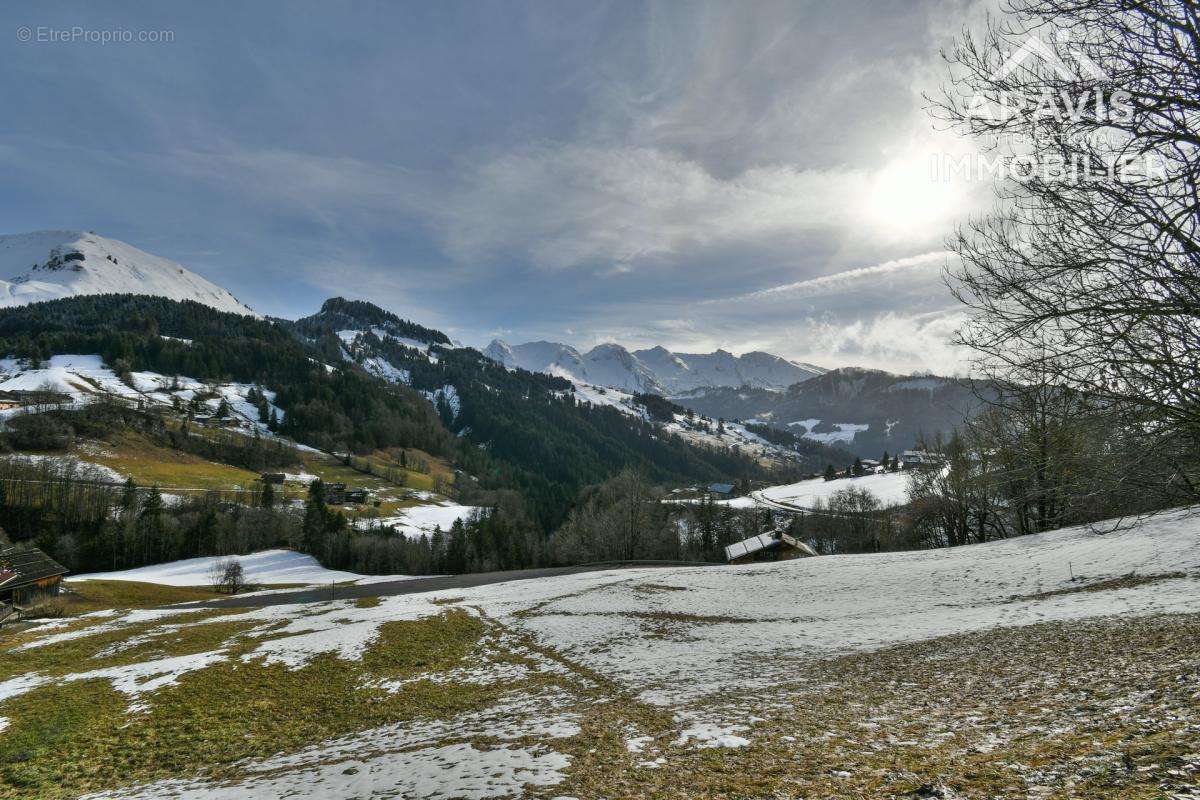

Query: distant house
323;483;369;505
261;473;286;485
902;450;942;468
0;545;68;607
724;531;817;564
707;482;736;496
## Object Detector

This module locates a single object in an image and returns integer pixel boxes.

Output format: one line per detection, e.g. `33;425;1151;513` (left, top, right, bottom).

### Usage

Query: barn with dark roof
0;545;68;606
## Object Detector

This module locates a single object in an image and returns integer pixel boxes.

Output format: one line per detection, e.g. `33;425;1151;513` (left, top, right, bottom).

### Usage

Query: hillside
0;294;779;537
1;507;1197;798
294;299;781;522
674;367;992;456
485;338;825;394
0;231;255;316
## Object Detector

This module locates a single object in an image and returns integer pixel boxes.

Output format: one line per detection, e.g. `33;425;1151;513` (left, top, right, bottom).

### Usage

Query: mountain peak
0;230;256;316
488;339;824;393
296;296;451;346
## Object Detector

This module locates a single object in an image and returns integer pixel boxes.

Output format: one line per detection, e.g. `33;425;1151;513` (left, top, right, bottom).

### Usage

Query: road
185;561;714;609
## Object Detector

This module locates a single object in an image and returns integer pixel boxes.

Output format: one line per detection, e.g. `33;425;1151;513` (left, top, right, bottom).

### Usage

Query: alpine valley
0;231;979;581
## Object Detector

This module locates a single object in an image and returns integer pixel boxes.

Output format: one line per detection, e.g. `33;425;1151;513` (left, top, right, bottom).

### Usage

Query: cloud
428;142;968;271
788;310;971;375
0;0;995;373
718;250;953;303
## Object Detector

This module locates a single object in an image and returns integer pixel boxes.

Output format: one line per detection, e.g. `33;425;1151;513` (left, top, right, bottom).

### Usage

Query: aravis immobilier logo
935;27;1163;184
964;30;1131;125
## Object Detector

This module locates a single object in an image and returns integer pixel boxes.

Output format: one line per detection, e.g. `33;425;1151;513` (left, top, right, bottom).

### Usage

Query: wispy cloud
715;251;954;303
429;143;878;269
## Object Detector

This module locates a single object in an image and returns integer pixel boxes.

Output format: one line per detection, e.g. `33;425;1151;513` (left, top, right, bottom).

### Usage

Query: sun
862;150;969;241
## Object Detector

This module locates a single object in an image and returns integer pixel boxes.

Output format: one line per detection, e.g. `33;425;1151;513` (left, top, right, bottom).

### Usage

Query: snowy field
754;470;912;509
787;418;870;444
369;501;484;538
670;472;912;512
69;550;423;587
4;507;1199;798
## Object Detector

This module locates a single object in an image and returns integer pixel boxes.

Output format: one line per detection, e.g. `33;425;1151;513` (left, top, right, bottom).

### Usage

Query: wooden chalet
0;545;68;607
324;483;369;505
724;531;817;565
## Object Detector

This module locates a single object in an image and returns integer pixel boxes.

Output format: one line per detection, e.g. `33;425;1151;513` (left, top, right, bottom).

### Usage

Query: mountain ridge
485;337;826;394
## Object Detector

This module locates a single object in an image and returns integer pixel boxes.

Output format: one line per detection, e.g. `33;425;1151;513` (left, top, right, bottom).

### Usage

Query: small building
902;450;942;468
0;545;68;606
724;531;817;564
323;483;368;505
707;482;736;496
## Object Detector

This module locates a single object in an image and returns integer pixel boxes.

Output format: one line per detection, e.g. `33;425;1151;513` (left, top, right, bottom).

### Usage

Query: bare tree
208;557;246;594
932;0;1200;505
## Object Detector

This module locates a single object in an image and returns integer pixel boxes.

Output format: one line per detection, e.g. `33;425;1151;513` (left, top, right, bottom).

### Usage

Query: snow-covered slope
0;230;255;316
69;550;423;586
486;338;824;394
568;381;809;466
578;343;663;393
754;471;912;509
5;504;1197;800
0;354;286;436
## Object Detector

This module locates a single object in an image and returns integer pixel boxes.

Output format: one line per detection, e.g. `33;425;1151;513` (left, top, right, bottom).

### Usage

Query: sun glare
863;150;968;241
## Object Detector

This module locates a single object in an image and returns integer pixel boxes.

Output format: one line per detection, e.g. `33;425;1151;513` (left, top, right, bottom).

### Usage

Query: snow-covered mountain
485;338;824;394
636;346;825;394
483;339;597;381
0;230;256;316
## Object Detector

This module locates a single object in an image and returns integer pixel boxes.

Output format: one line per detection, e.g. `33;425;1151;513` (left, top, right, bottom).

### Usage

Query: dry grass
76;431;264;491
1011;570;1192;601
0;610;492;799
534;613;1200;799
59;580;224;615
5;576;1197;799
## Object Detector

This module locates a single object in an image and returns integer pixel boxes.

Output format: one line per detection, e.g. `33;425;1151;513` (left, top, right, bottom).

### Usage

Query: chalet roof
708;482;735;494
724;531;817;562
0;545;68;590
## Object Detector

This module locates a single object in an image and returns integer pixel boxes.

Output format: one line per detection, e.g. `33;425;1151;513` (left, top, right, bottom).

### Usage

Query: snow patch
70;550;424;587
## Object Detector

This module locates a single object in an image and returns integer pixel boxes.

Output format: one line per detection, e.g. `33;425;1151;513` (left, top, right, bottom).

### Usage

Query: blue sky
0;0;989;373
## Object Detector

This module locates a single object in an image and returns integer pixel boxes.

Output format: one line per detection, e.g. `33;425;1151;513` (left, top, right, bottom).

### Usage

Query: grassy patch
1010;570;1192;601
0;610;492;799
0;612;248;683
631;583;689;595
77;431;264;491
59;580;223;615
301;448;455;501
